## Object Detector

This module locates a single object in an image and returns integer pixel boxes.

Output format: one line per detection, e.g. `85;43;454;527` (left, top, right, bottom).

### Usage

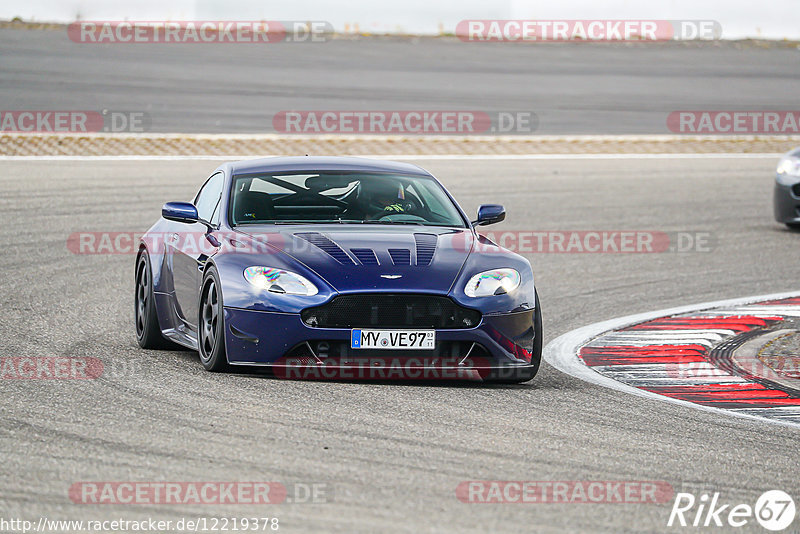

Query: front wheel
492;289;542;384
198;267;229;372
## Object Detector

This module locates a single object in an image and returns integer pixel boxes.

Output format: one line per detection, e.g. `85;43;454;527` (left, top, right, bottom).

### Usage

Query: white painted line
733;406;800;419
0;153;785;161
368;154;786;160
698;306;800;317
543;290;800;429
2;133;799;142
0;156;249;162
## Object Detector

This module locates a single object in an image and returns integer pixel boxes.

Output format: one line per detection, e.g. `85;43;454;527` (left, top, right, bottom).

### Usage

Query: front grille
301;294;482;329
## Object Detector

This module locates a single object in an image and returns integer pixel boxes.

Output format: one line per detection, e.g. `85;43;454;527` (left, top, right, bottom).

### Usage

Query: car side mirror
162;202;199;224
472;204;506;226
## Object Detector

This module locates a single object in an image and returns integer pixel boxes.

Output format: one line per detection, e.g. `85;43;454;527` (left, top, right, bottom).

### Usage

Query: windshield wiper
242;220;431;226
359;220;426;225
268;220;347;225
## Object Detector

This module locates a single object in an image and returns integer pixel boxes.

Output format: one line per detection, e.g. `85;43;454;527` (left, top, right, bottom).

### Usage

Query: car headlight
244;266;318;296
464;268;521;297
777;156;800;184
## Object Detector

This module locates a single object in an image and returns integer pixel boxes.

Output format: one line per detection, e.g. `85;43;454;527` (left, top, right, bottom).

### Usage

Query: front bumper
222;306;537;380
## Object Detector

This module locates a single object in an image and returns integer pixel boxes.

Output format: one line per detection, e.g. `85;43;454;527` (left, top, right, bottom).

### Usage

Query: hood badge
380;274;403;279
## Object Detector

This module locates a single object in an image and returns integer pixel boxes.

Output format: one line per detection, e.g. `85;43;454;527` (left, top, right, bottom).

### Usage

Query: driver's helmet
362;179;406;213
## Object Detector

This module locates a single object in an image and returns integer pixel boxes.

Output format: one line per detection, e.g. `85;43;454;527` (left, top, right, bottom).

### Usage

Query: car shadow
227;365;540;390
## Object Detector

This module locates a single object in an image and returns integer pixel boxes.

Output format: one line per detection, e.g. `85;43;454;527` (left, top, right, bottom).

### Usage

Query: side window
194;172;224;223
210;198;222;226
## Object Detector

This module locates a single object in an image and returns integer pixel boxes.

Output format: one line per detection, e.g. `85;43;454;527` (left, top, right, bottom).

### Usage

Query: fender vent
294;232;354;265
388;248;411;265
351;248;379;265
414;233;437;266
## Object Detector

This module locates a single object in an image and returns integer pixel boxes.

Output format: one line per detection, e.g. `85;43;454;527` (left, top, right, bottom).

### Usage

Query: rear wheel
135;251;173;349
198;267;229;372
786;223;800;230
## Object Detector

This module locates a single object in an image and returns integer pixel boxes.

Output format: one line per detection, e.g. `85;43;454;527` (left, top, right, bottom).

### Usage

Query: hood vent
350;248;379;265
294;232;355;265
388;248;411;266
414;233;438;266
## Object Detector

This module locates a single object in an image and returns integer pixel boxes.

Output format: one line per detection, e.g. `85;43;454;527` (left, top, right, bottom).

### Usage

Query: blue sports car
135;156;541;382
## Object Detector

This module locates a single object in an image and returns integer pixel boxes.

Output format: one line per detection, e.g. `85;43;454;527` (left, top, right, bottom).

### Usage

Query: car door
171;172;224;330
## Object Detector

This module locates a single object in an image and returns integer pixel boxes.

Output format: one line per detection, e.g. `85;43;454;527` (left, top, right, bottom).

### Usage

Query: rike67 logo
668;490;795;531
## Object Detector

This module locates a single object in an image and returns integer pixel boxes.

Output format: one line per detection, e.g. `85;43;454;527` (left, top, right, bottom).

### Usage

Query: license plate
351;329;435;350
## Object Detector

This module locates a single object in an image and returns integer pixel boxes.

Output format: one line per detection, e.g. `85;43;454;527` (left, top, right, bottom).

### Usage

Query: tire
135;251;173;349
529;289;544;373
491;289;543;384
786;223;800;230
198;266;229;372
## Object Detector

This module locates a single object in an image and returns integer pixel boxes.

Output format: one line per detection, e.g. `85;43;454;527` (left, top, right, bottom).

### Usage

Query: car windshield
229;172;467;227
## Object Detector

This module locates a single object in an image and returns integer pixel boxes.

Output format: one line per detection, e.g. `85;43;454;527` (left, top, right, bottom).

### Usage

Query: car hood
234;225;475;293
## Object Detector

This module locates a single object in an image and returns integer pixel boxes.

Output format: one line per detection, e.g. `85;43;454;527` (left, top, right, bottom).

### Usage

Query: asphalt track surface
2;28;800;134
1;156;798;532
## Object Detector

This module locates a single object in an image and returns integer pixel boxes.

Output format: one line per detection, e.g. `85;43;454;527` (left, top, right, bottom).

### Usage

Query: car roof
226;156;432;177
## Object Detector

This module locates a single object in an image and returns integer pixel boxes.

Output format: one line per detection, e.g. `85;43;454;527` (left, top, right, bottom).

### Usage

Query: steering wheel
376;200;421;220
377;214;427;223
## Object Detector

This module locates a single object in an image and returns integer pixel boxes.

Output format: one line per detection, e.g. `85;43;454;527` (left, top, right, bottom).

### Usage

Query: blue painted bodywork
138;156;539;377
475;204;506;226
161;201;199;224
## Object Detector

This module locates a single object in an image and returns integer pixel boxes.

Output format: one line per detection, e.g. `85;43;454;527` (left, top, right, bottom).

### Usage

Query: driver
360;179;411;219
